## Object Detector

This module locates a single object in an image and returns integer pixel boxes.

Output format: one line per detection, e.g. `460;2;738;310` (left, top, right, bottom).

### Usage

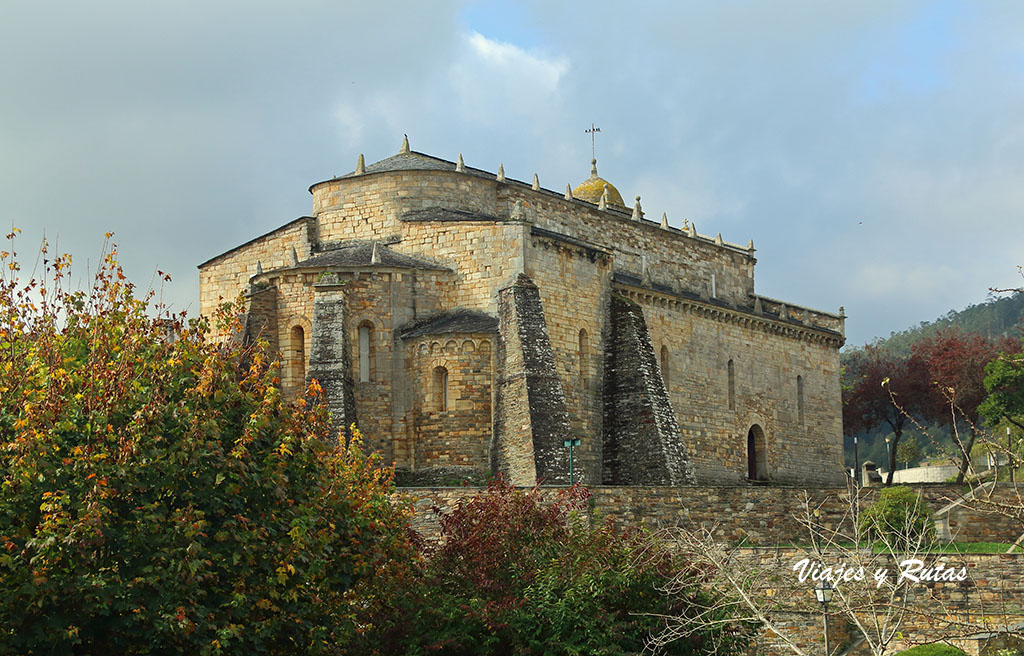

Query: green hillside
847;291;1024;357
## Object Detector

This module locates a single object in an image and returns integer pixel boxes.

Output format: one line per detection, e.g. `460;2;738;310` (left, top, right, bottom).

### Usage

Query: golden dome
572;159;625;207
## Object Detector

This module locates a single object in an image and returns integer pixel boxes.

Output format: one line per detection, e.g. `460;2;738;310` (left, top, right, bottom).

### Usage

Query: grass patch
895;645;968;655
766;541;1019;554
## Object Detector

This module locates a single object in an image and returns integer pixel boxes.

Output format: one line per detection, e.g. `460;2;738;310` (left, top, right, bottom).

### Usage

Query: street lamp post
885;437;892;482
814;580;833;656
853;436;859;486
563;438;581;484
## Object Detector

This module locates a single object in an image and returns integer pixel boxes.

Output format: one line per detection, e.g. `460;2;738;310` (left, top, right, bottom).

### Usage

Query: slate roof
297;242;447;271
400;207;504;223
399;310;499;339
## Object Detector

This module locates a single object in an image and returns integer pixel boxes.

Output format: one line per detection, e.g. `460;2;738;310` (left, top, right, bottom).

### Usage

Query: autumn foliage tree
843;346;929;485
0;235;410;654
912;330;1017;482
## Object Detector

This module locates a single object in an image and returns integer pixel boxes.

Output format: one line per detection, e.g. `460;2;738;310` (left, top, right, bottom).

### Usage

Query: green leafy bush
858;486;935;549
0;236;410;654
352;478;754;656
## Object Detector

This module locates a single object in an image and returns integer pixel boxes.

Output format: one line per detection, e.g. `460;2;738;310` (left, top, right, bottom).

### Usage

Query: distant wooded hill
845;291;1024;358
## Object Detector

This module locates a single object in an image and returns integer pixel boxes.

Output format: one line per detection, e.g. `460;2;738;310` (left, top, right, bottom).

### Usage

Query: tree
0;235;410;654
844;346;929;485
912;330;1017;483
980;337;1024;434
352;478;755;656
896;435;922;470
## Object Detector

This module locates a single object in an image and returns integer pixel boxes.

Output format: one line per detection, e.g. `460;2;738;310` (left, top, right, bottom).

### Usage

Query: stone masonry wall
402;484;1024;546
405;333;493;472
603;294;696;485
630;285;845;486
526;230;612;484
198;217;315;319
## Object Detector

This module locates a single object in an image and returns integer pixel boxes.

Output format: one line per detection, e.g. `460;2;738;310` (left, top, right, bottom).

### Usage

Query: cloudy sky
3;1;1023;347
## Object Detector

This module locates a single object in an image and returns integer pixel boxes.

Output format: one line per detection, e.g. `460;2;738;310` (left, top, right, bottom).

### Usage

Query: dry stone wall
402;484;1024;546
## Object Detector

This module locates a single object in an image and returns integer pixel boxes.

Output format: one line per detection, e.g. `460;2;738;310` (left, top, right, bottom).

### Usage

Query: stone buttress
493;273;572;485
603;294;696;485
308;274;358;441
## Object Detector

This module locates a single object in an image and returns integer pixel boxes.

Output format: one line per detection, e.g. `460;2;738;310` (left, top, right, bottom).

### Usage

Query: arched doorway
747;424;767;481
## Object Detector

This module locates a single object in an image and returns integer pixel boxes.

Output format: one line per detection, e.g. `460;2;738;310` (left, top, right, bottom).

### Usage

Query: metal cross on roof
585;123;601;159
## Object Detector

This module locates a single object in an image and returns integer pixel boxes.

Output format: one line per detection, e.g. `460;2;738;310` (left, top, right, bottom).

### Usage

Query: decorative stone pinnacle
753;297;763;313
456;153;465;172
497;163;505;182
290;246;299;266
355;153;365;175
688;222;696;238
715;233;723;245
565;184;573;200
400;134;410;154
598;184;608;210
661;212;669;229
255;260;263;276
747;239;754;251
371;241;381;265
532;173;540;190
632;196;642;220
779;304;788;320
590;158;598;177
839;306;846;317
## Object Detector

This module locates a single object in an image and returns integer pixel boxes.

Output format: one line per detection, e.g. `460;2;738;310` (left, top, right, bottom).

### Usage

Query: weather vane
586;123;601;159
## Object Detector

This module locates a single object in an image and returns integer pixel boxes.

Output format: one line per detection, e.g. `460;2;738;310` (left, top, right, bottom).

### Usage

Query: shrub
858;486;935;549
352;478;754;656
0;236;410;654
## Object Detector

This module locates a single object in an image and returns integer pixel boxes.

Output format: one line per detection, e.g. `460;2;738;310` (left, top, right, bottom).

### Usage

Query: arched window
289;325;305;391
747;424;767;481
433;365;449;411
660;345;670;389
578;329;589;390
358;321;373;383
797;375;805;424
727;359;735;410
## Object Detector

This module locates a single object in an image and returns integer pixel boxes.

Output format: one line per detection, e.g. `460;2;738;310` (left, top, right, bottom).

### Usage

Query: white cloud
449;32;569;122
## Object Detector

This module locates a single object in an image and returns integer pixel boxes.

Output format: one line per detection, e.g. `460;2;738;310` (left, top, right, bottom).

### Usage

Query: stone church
198;137;846;486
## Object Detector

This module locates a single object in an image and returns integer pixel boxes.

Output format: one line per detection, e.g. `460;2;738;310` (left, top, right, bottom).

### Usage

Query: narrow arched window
290;325;305;391
660;345;670;389
797;375;805;424
727;359;735;410
578;329;589;390
358;322;373;383
433;365;449;411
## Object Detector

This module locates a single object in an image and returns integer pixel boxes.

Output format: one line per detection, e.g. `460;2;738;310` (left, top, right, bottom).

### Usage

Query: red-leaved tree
843;346;929;485
912;329;1018;482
